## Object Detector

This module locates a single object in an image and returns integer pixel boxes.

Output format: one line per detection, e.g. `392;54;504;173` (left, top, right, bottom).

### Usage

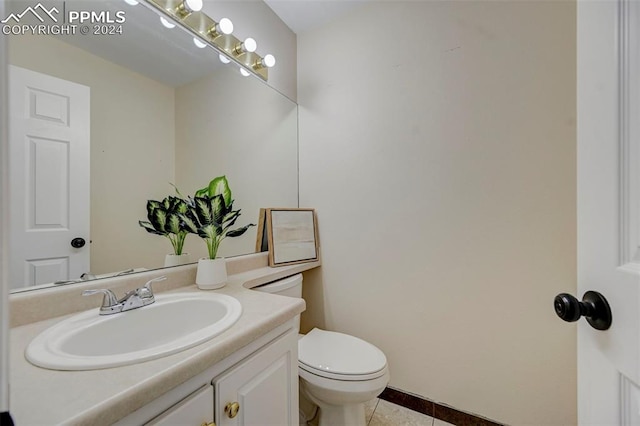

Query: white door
8;65;90;289
576;0;640;423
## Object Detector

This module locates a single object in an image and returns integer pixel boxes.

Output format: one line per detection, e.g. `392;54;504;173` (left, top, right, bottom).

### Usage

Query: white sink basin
25;292;242;370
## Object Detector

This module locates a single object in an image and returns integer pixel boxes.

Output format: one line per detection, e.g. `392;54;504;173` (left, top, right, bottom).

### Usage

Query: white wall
8;34;176;275
298;1;576;424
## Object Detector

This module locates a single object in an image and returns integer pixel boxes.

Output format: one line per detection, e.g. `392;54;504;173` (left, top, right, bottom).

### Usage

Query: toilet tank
253;274;303;332
253;274;303;298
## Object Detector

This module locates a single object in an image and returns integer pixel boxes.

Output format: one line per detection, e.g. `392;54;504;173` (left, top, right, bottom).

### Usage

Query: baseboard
379;387;504;426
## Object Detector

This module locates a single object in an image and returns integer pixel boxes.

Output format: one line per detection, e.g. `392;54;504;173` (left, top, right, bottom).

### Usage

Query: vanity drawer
146;384;214;425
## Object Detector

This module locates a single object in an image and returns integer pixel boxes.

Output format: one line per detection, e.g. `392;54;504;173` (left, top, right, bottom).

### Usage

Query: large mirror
5;0;298;292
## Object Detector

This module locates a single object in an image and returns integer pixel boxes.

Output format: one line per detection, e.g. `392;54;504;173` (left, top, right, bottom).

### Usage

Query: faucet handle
140;276;167;298
82;289;118;309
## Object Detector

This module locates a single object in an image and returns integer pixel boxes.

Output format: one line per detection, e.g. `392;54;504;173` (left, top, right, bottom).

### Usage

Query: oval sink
25;292;242;370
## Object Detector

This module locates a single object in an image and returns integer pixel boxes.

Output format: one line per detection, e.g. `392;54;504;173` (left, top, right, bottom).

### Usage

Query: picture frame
255;208;319;267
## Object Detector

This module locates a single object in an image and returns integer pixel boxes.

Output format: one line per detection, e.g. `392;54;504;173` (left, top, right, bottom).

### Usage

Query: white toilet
254;274;390;426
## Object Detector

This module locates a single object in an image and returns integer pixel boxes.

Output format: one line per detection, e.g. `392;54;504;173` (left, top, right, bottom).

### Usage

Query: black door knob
71;237;86;248
554;291;612;330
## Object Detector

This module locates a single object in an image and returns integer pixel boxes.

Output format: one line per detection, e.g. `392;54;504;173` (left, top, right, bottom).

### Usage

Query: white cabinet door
146;384;214;426
215;332;298;426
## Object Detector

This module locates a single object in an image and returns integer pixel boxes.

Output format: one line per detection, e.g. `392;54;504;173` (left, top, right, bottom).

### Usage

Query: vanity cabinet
129;324;298;426
214;327;297;426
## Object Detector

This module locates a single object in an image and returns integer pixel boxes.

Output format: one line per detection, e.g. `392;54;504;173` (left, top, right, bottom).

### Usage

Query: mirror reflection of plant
180;176;255;260
139;195;189;256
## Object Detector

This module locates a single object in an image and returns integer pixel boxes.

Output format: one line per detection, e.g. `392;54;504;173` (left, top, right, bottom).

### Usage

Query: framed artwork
256;208;319;266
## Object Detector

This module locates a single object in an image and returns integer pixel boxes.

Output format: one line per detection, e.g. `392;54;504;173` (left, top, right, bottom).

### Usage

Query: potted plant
181;176;254;289
139;195;191;267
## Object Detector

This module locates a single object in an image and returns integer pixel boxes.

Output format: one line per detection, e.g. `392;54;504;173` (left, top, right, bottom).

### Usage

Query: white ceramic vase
164;253;191;267
195;257;227;290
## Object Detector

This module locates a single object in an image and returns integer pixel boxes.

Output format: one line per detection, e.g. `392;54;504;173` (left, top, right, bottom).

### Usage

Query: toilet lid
298;328;387;377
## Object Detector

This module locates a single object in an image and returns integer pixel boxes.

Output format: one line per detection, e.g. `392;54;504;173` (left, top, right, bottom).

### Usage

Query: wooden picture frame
255;208;319;266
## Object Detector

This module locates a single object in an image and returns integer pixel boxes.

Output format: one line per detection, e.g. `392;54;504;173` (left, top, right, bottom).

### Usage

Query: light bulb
263;54;276;68
184;0;202;12
240;68;250;77
219;54;231;64
207;17;233;39
243;37;257;53
124;0;138;5
160;16;175;29
218;18;233;35
193;37;207;48
176;0;202;17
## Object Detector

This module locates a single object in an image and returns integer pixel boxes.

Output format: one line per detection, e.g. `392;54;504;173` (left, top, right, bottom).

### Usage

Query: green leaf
154;209;168;232
175;199;189;214
166;214;181;235
169;182;186;199
146;200;161;219
139;220;165;236
194;197;214;226
210;195;228;228
222;210;241;231
179;211;199;234
226;223;255;238
194;187;209;198
207;176;232;207
141;193;192;254
180;176;252;257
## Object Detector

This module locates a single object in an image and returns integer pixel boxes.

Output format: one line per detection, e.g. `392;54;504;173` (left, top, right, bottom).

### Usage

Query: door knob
71;237;86;248
554;291;612;330
225;402;240;419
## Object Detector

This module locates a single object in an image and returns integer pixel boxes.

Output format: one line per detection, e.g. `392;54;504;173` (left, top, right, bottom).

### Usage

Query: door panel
8;65;90;289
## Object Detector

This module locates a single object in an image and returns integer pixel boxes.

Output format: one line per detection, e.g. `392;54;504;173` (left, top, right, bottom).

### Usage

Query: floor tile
434;419;456;426
365;398;379;424
369;399;435;426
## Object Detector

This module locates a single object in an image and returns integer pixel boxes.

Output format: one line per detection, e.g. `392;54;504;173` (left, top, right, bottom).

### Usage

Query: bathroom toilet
254;274;390;426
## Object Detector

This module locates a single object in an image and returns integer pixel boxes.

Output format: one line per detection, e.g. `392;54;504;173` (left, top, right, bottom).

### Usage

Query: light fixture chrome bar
141;0;271;81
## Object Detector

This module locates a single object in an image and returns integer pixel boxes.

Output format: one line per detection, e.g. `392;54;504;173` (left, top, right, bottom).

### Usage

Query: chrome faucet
82;276;167;315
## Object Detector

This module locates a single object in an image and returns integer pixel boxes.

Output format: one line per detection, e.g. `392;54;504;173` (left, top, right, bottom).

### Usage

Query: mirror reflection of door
8;65;90;290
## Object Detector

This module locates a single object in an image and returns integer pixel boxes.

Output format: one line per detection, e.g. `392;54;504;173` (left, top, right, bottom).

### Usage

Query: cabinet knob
200;422;216;426
225;402;240;419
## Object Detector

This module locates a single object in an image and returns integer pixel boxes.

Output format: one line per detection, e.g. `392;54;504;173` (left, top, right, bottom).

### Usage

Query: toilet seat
298;328;387;381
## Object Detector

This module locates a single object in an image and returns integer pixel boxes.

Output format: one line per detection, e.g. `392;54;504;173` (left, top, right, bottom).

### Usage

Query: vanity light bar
142;0;273;81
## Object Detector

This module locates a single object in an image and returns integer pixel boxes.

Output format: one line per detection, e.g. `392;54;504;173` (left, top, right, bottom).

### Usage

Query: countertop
8;256;319;425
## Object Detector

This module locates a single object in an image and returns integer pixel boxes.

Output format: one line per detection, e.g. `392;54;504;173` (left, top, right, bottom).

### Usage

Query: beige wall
203;0;297;101
8;34;176;275
298;1;577;424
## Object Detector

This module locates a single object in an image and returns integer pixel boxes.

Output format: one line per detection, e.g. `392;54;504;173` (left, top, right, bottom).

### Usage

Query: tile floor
364;399;456;426
305;398;456;425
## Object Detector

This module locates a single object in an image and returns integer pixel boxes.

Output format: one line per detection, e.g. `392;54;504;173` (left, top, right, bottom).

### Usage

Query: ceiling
263;0;367;34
